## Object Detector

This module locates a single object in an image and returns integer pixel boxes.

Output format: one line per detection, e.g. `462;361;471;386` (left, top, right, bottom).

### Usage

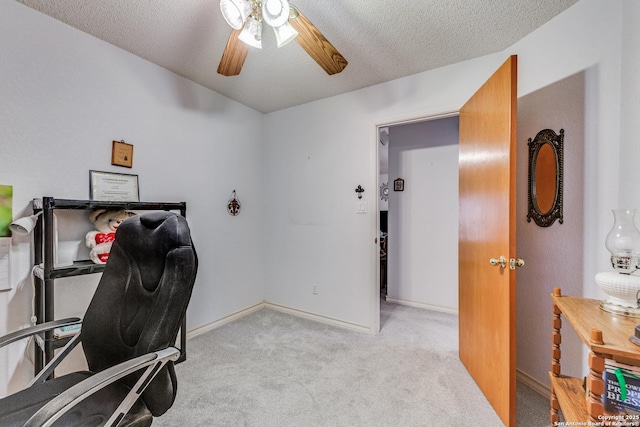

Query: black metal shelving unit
31;197;188;374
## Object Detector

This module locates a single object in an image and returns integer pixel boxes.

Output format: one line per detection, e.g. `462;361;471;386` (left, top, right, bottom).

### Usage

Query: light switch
356;200;367;214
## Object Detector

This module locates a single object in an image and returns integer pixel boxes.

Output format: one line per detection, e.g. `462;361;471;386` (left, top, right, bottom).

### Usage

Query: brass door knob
490;256;507;269
510;258;525;270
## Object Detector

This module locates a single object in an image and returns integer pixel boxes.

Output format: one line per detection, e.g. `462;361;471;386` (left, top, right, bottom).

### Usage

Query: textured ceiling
16;0;579;113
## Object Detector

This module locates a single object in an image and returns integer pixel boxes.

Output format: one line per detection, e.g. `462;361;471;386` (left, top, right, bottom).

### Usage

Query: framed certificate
90;170;139;201
111;140;133;168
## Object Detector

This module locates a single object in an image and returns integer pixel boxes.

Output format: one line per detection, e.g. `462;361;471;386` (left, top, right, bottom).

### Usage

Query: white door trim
370;109;459;334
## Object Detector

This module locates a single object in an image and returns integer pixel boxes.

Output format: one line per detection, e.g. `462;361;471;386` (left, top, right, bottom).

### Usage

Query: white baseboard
186;302;266;339
516;369;550;398
264;302;372;334
385;296;459;315
186;301;372;339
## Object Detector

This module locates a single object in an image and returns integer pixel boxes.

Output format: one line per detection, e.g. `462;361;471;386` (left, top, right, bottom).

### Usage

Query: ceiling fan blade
217;29;249;76
289;5;348;75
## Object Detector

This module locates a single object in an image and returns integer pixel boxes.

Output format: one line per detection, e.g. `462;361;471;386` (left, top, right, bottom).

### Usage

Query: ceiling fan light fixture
261;0;290;28
273;21;298;48
217;2;347;76
220;0;252;30
238;16;262;49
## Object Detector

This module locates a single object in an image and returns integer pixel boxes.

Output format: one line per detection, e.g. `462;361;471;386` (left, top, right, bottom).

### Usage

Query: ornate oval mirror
527;129;564;227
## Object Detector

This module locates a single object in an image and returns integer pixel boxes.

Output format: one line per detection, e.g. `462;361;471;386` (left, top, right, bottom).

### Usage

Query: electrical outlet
312;284;319;295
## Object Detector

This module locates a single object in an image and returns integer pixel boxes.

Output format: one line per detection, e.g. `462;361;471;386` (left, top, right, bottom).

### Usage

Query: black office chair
0;211;198;427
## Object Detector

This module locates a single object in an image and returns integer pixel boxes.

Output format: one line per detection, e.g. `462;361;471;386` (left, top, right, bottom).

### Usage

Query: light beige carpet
155;300;549;426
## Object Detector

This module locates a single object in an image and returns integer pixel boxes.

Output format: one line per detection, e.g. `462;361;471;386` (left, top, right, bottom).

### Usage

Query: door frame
370;110;459;333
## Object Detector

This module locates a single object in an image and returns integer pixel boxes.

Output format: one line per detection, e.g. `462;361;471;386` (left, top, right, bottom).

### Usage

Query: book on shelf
603;360;640;416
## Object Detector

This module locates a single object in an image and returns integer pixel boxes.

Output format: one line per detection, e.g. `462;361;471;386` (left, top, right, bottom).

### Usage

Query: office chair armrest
24;347;181;427
0;318;81;349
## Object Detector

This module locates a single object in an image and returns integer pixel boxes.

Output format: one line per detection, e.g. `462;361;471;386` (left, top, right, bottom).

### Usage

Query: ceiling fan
217;0;348;76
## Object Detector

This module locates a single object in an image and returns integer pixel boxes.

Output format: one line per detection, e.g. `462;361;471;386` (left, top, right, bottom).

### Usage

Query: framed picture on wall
111;140;134;168
90;170;139;202
394;178;404;191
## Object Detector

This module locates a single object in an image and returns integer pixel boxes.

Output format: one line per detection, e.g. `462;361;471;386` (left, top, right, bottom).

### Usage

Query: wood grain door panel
458;55;518;427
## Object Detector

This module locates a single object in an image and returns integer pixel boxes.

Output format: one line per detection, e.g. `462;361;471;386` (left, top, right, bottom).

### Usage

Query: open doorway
377;115;460;319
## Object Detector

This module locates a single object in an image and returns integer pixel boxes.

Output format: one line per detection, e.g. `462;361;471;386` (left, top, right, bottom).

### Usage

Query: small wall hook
355;185;365;199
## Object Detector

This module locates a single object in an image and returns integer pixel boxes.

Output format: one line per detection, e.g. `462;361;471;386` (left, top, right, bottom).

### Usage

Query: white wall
0;1;266;395
263;55;504;332
386;118;459;312
620;0;640;208
508;0;624;296
516;72;586;387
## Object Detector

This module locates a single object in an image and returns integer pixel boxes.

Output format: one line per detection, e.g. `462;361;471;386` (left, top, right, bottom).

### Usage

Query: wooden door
458;55;518;427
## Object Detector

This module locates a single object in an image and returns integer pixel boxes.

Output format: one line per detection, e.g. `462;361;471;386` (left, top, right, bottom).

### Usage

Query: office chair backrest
81;211;198;416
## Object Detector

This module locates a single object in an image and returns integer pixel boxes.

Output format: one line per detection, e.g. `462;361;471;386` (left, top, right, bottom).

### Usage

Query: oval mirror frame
527;128;564;227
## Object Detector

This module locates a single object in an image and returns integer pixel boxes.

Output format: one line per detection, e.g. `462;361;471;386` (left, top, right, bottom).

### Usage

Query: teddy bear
85;209;136;264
